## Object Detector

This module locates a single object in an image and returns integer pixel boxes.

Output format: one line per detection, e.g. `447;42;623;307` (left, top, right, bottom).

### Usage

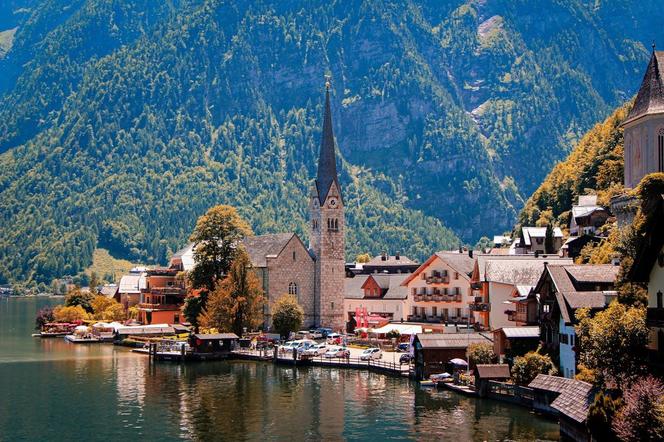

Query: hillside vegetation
0;0;661;286
517;103;628;230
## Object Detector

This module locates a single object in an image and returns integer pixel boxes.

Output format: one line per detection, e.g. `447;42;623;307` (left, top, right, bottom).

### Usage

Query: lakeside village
11;56;664;440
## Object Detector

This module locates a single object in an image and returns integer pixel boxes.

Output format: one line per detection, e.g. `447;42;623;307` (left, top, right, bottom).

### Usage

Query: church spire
315;75;340;204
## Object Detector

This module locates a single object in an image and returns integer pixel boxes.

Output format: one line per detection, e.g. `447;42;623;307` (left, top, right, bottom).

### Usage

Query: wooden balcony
138;303;182;311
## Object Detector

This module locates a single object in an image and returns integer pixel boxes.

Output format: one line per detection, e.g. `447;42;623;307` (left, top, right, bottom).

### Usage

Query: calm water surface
0;297;559;441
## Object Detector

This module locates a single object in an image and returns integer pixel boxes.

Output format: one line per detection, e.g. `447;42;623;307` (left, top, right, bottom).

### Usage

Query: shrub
53;305;90;322
271;294;304;338
468;342;495;366
512;352;557;386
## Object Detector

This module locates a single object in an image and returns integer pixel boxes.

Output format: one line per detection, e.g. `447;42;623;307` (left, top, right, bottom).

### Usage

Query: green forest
0;0;661;287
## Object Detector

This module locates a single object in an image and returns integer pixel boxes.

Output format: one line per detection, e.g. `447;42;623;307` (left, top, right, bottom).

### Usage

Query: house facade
627;193;664;369
569;195;609;236
471;255;572;331
515;227;564;254
344;273;409;328
401;251;476;325
137;268;187;325
536;264;618;378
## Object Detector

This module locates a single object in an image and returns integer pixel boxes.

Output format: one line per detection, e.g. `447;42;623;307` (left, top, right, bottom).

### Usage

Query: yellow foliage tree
102;303;127;321
198;249;264;336
91;295;116;319
53;305;90;322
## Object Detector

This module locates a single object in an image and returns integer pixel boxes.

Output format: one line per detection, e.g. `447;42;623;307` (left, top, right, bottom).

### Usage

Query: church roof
242;233;297;268
315;86;341;204
624;50;664;125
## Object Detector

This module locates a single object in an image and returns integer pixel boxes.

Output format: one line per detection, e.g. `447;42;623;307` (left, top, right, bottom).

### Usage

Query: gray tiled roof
476;364;511;379
242;233;296;268
551;380;594;423
545;264;617;323
345;275;368;299
625;51;664;125
501;326;540;339
477;256;572;285
565;265;619;284
436;251;475;276
416;333;492;349
528;374;576;393
344;274;409;300
365;254;417;266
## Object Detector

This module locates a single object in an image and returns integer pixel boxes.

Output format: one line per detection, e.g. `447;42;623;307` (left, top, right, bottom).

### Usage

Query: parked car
359;348;382;361
396;343;410;352
326;333;342;344
302;343;327;357
295;339;317;353
399;353;413;364
293;330;311;340
279;341;296;353
316;327;333;338
323;346;350;358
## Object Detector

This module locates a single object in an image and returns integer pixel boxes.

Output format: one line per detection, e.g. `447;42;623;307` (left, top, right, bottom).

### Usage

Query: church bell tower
310;76;345;330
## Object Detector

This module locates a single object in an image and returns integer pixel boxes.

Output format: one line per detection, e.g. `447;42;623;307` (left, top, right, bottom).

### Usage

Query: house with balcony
344;273;409;329
118;267;147;309
471;255;572;330
536;263;619;378
401;251;475;325
569;195;609;236
137;267;187;325
504;285;539;326
627;192;664;371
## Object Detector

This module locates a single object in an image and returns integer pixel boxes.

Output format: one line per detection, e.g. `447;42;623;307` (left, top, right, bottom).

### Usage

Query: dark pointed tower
310;76;345;330
622;46;664;188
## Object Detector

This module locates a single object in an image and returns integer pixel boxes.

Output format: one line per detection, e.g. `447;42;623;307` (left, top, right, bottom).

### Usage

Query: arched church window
334;219;338;230
288;282;298;295
658;128;664;172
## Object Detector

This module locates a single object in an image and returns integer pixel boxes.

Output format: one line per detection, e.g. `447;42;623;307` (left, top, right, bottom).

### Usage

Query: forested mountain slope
517;103;628;229
0;0;661;285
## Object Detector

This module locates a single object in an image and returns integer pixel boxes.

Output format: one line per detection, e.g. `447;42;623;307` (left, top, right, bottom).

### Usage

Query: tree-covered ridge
517;103;628;229
0;0;662;285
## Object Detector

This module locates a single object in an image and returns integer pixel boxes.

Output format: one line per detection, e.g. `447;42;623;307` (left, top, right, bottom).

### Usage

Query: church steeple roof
624;49;664;125
315;78;341;204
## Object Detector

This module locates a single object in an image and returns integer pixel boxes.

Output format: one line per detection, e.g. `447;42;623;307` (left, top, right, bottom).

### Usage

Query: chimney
395;252;400;260
458;246;463;254
381;251;387;261
468;249;473;258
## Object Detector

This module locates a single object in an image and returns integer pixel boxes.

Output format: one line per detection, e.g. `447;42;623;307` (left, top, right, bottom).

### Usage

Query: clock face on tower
329;197;338;208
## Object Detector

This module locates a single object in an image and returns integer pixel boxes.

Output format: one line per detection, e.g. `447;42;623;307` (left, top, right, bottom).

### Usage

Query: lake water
0;297;559;441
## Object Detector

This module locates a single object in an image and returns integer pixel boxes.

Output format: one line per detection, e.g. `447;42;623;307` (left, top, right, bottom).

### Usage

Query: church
622;47;664;189
170;80;346;331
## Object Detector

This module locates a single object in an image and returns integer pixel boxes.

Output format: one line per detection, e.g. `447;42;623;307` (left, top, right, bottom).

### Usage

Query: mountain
0;0;662;286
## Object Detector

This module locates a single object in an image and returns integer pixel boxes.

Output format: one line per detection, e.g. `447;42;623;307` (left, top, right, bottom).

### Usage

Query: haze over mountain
0;0;661;285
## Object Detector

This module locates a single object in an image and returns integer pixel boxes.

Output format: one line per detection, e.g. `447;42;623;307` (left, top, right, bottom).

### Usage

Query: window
432;307;437;317
658;128;664;172
454;272;459;280
288;282;298;295
292;251;296;261
658;290;663;309
327;218;339;232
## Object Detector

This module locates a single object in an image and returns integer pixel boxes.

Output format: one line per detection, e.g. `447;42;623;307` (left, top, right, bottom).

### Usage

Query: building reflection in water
118;360;559;441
